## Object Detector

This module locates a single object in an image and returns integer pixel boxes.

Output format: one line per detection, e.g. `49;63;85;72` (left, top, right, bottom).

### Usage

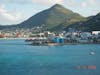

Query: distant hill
0;4;85;31
66;13;100;32
0;4;100;32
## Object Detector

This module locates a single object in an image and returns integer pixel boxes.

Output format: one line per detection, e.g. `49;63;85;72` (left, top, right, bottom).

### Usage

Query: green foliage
67;13;100;31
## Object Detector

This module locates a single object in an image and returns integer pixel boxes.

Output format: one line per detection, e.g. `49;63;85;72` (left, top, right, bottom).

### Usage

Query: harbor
24;31;100;46
0;1;100;75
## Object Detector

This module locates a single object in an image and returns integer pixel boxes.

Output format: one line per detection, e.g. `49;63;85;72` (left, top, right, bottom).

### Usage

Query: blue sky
0;0;100;25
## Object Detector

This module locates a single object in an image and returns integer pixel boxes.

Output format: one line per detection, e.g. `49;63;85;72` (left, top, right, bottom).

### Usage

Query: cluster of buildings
0;26;100;44
25;31;100;45
0;25;46;38
0;30;31;38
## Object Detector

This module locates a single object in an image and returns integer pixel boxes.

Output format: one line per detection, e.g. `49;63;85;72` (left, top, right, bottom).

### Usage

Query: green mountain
0;4;85;30
0;4;99;32
66;13;100;31
20;4;85;30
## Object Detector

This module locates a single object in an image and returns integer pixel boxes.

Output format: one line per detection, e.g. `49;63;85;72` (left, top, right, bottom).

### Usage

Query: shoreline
0;38;100;45
31;42;100;46
0;38;28;40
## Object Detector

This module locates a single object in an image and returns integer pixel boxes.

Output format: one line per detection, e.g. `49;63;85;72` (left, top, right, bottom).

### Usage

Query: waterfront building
80;32;92;39
92;31;100;35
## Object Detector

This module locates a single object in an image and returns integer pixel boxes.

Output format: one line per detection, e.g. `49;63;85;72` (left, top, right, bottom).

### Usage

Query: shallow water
0;39;100;75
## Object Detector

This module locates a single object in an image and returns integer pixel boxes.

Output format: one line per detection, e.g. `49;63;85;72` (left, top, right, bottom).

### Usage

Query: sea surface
0;39;100;75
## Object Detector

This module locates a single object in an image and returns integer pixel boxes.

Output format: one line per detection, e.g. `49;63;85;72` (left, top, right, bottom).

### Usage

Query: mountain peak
51;4;64;9
53;4;63;7
0;4;85;31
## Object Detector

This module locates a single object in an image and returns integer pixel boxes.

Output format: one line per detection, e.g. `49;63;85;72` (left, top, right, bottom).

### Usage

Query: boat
90;52;95;55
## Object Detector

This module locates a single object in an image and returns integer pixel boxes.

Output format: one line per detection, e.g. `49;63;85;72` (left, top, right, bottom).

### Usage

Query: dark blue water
0;39;100;75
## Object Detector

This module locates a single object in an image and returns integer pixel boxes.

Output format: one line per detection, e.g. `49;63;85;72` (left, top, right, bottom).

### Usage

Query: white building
0;31;1;34
47;33;56;39
80;32;92;39
92;31;100;35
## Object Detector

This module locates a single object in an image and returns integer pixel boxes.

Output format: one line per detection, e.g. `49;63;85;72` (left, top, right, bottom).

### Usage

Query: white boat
90;52;95;55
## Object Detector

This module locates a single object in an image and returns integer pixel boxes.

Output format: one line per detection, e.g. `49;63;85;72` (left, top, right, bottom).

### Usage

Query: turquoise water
0;39;100;75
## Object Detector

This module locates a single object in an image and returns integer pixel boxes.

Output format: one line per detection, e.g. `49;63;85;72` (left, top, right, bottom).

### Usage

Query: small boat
25;39;33;42
90;52;95;55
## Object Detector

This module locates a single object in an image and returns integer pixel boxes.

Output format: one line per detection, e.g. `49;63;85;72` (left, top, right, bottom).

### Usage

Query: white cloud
65;0;77;6
0;0;64;5
88;0;100;6
0;4;23;25
78;0;100;9
88;0;96;5
32;0;64;6
0;0;32;4
81;2;87;8
81;0;100;7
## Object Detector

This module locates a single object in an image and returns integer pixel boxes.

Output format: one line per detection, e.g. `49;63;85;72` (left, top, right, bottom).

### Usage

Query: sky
0;0;100;25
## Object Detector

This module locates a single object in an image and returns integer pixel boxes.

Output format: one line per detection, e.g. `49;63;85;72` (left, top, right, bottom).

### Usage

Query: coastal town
0;27;100;45
0;1;100;75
